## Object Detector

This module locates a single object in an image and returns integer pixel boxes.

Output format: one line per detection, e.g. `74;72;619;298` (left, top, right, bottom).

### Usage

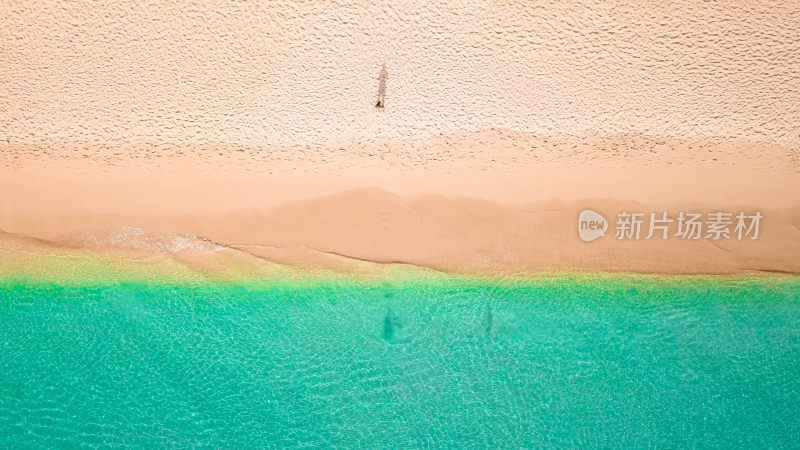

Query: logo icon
578;209;608;242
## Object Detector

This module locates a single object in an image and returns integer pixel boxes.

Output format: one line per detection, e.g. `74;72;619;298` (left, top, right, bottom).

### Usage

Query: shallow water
1;278;799;447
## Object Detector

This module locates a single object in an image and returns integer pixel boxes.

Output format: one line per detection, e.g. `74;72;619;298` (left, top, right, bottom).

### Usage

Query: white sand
1;1;799;275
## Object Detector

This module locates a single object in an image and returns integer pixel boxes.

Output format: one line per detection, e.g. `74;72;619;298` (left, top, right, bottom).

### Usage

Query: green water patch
1;274;799;447
3;271;798;307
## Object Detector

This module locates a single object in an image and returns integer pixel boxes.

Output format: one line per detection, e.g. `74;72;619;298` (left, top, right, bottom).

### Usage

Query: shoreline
2;229;799;288
3;255;799;293
3;190;799;276
2;133;799;277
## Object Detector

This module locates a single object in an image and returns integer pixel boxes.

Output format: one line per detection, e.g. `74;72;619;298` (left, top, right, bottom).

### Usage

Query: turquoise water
1;278;800;447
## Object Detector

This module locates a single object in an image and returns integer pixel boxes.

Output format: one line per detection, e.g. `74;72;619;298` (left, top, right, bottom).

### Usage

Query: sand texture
1;0;799;276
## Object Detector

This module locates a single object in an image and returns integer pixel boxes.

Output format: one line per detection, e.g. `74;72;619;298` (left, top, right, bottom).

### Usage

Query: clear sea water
1;277;799;448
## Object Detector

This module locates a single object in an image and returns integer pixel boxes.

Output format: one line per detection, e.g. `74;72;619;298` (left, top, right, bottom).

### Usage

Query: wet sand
1;133;798;276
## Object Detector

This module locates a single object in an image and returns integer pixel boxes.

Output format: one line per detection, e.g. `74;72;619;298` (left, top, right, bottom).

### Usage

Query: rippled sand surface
2;0;798;154
1;276;799;447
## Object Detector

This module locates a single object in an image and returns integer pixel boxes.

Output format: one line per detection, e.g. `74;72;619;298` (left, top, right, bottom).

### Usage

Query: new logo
578;209;608;242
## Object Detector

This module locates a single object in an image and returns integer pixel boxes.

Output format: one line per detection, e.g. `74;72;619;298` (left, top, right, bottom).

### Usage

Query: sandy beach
1;131;798;277
2;0;799;277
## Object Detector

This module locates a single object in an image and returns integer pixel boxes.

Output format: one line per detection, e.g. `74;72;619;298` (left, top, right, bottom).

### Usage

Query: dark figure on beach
375;63;388;108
